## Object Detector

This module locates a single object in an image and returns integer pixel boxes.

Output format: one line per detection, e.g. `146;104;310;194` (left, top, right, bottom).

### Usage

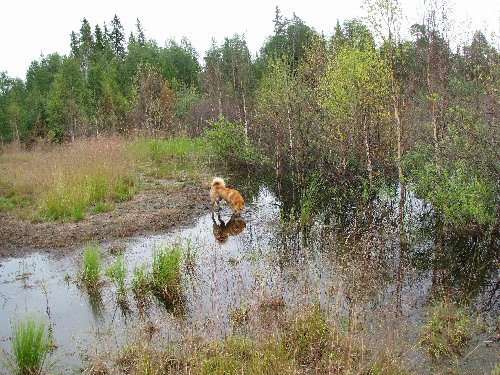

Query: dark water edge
0;180;498;373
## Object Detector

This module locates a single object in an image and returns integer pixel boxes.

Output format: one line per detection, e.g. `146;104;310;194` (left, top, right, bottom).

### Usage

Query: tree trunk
363;114;374;189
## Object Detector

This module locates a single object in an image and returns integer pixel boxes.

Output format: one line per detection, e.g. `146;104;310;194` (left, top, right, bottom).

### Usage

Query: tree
129;63;175;134
47;57;87;141
331;19;375;52
136;18;146;46
160;38;200;89
202;40;224;119
79;18;94;81
320;46;393;189
220;35;254;136
255;57;299;181
109;15;126;59
365;0;405;187
25;54;62;139
463;31;497;82
259;9;316;73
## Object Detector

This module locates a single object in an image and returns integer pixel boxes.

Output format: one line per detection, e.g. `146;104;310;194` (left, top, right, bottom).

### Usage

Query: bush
204;117;264;167
404;149;496;228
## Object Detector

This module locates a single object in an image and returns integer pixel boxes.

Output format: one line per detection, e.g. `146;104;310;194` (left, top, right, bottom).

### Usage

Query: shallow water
0;185;498;373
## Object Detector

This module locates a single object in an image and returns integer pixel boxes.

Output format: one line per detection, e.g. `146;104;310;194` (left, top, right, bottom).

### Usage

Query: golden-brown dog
210;177;245;216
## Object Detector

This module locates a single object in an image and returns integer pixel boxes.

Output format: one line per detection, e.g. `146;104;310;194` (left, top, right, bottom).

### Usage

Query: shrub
404;150;496;228
204;117;264;167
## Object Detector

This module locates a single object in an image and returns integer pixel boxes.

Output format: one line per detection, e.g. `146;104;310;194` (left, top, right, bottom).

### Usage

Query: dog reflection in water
212;213;246;243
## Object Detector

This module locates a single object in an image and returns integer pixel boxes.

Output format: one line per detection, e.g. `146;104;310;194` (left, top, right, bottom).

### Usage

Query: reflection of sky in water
0;186;497;372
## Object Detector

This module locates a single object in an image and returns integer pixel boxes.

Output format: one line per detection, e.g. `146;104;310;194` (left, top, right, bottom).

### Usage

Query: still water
0;185;498;373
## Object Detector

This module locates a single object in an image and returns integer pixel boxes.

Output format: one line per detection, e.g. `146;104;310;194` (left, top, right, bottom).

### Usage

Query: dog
210;177;245;216
212;213;246;243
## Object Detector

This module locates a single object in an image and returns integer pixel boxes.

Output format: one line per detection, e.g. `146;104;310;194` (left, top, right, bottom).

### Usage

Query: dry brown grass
0;137;136;221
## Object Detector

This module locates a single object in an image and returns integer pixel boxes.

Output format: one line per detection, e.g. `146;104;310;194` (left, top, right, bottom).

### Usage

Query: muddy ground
0;181;209;259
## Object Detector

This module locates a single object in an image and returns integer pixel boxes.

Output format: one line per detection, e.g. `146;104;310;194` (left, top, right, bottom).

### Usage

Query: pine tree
110;15;126;58
136;18;146;46
79;18;94;81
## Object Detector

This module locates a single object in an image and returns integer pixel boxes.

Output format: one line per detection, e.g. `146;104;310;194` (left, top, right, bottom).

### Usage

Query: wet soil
0;181;209;259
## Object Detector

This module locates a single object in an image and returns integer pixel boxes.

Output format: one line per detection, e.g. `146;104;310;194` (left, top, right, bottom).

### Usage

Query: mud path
0;181;208;259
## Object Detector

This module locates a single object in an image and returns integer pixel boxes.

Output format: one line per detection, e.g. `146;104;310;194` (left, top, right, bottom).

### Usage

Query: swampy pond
0;181;498;373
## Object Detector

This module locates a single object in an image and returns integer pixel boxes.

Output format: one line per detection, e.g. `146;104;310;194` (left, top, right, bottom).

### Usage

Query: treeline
0;4;498;229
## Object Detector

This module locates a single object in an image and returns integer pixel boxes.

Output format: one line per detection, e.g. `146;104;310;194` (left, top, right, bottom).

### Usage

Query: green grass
107;255;128;307
150;243;182;304
130;137;212;180
420;300;472;360
131;264;151;307
10;315;51;375
81;245;101;291
191;335;288;375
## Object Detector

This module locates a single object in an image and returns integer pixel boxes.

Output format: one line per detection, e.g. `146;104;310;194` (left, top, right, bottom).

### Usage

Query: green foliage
111;176;136;202
260;9;317;72
404;149;496;227
330;19;376;53
81;244;101;291
10;315;51;375
40;173;135;222
0;182;31;212
47;56;87;142
420;300;472;360
204;117;262;167
283;304;331;367
320;45;392;122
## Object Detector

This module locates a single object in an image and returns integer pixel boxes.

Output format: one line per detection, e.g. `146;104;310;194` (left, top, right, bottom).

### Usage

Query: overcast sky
1;0;498;79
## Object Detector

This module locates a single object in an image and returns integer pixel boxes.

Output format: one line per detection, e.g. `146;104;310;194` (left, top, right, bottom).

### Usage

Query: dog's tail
211;177;226;189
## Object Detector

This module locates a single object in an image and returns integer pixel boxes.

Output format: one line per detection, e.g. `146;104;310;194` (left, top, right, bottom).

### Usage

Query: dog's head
233;200;245;216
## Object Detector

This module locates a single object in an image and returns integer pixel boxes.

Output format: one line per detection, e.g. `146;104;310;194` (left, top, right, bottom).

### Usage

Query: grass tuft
107;255;128;308
10;315;51;375
150;243;183;306
81;244;101;292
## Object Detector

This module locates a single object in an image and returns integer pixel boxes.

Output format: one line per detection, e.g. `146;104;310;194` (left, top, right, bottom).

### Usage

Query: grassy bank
0;136;213;222
86;305;410;375
0;137;136;221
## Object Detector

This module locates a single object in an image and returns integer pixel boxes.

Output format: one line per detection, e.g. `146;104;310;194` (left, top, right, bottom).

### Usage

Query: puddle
0;185;498;373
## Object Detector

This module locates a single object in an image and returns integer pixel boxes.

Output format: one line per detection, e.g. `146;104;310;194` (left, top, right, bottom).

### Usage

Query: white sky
1;0;498;79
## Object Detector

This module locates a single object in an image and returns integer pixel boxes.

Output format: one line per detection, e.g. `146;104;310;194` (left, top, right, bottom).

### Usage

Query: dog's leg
210;189;217;215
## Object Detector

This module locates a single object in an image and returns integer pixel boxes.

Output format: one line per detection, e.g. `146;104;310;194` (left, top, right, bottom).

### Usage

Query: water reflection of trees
271;183;498;316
